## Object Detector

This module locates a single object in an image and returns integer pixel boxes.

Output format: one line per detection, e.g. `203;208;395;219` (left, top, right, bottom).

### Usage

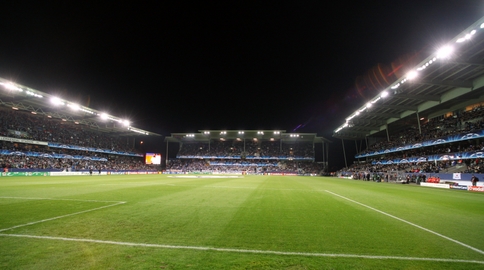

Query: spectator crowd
338;105;484;178
168;138;322;174
0;109;156;172
177;140;315;159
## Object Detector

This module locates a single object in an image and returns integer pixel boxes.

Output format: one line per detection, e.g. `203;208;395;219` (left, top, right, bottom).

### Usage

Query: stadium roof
165;130;330;144
333;16;484;140
0;77;161;136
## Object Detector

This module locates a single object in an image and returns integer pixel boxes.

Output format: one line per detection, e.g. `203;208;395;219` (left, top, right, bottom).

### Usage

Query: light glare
436;45;453;59
51;97;64;106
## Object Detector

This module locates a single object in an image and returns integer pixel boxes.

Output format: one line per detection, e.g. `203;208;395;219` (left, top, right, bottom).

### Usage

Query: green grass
0;175;483;269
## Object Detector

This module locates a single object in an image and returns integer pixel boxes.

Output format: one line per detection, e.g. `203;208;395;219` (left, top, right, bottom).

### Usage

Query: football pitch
0;174;483;269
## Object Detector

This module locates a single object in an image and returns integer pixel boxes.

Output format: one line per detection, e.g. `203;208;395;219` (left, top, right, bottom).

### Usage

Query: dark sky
1;1;483;166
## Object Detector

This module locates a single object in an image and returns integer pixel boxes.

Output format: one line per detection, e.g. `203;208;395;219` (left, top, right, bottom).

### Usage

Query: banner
48;143;142;157
356;129;484;158
0;136;48;146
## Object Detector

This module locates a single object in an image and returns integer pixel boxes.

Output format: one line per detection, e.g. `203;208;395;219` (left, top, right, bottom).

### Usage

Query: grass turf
0;174;483;269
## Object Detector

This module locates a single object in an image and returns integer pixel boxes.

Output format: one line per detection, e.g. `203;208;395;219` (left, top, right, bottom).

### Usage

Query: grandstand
333;16;484;187
0;78;161;174
164;130;330;175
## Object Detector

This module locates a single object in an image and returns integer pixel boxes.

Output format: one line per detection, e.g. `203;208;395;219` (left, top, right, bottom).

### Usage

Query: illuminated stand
164;130;330;173
0;78;162;173
333;15;484;174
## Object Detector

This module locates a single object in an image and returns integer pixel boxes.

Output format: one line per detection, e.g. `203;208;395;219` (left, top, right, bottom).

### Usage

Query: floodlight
381;91;389;98
2;83;12;90
122;120;130;126
50;97;65;106
2;83;21;91
100;113;108;120
436;45;453;59
68;103;80;111
238;131;244;134
406;70;418;80
366;102;372;108
26;91;42;98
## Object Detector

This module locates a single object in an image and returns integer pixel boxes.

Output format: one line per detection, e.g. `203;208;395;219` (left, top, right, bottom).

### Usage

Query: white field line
0;196;124;203
324;190;484;255
0;234;483;265
0;197;126;233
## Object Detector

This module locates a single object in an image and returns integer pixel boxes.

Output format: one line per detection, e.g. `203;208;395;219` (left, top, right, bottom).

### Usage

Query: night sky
1;1;483;167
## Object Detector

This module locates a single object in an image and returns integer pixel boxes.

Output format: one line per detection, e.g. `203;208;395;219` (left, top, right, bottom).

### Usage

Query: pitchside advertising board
0;172;49;177
421;182;484;192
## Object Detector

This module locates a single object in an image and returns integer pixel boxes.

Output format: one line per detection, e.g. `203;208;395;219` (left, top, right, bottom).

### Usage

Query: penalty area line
324;190;484;256
0;234;483;265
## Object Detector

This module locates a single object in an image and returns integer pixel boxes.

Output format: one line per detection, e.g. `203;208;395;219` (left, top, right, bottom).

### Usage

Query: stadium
1;6;484;270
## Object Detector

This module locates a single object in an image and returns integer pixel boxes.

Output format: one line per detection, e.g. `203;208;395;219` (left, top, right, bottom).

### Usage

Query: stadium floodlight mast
333;15;484;134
